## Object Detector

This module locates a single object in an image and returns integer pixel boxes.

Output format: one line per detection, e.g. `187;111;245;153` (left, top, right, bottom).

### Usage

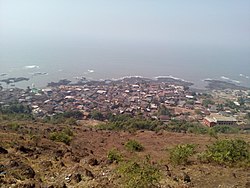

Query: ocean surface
0;41;250;89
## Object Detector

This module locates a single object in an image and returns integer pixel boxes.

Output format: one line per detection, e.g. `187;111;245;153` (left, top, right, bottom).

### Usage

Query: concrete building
204;115;237;127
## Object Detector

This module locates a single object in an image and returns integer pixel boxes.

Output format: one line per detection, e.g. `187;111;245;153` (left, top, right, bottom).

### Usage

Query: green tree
202;99;215;107
216;104;224;111
0;103;32;114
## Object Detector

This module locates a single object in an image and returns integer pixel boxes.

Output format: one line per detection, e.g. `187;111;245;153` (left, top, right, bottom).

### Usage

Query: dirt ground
0;120;250;188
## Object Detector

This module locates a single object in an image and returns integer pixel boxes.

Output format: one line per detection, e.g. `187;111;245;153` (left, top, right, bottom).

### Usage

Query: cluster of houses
38;82;194;120
1;79;250;127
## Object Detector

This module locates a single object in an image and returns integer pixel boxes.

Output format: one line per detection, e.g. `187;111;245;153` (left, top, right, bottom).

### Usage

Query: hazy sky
1;0;250;47
0;0;250;89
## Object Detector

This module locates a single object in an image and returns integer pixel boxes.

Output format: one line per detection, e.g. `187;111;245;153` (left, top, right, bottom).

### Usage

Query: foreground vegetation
200;139;250;167
49;128;74;145
117;156;161;188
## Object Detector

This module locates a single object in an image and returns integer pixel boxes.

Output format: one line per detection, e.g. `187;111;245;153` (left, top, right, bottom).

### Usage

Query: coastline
1;74;249;92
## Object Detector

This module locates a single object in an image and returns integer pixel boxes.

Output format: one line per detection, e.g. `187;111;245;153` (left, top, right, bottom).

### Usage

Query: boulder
0;147;8;154
18;146;34;154
182;172;191;183
71;173;82;183
85;169;94;178
88;158;98;166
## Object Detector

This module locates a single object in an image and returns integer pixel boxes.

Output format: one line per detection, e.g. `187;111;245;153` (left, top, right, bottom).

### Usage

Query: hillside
0;120;250;188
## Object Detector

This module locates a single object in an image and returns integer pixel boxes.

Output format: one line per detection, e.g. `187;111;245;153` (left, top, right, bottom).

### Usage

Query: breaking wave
220;76;241;84
24;65;40;69
239;74;249;79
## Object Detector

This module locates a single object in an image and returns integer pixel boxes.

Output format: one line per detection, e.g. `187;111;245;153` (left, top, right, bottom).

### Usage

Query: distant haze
0;0;250;88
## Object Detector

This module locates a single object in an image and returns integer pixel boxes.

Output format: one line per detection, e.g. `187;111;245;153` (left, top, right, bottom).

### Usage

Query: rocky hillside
0;120;250;188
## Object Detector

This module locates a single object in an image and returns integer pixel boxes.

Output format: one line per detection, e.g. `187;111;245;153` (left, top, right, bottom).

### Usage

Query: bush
7;122;20;131
42;113;78;125
125;140;144;152
208;128;218;139
166;120;208;134
90;110;104;121
109;114;132;122
98;117;163;131
107;148;123;163
169;144;196;165
117;156;161;188
65;117;77;125
49;128;73;145
62;110;83;119
42;115;66;124
0;113;33;121
62;127;74;136
200;139;250;167
211;125;239;134
187;124;209;134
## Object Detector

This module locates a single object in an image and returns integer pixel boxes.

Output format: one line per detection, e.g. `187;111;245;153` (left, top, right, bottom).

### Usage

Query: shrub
49;128;73;145
7;122;20;131
42;115;66;124
65;117;77;125
200;139;250;167
125;140;144;152
187;124;208;134
117;156;161;188
166;120;208;134
98;117;163;131
169;144;196;165
211;125;239;134
62;110;83;119
62;127;74;136
208;128;218;139
42;112;79;125
90;110;104;121
107;148;123;163
109;114;132;122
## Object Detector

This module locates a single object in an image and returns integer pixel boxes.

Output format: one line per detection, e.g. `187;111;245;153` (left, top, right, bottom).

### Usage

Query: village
1;78;250;188
1;77;250;127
